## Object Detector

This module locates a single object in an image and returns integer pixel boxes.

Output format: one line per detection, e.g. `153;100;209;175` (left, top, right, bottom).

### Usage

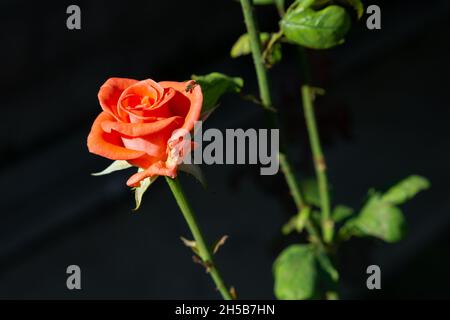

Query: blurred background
0;0;449;299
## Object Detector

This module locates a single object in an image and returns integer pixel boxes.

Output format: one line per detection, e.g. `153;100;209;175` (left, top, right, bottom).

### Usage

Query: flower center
141;95;155;107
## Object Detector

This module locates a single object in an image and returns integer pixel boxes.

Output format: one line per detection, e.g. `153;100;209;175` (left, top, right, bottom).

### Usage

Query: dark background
0;0;449;299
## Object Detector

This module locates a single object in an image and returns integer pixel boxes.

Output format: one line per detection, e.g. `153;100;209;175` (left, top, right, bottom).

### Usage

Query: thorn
192;255;203;266
213;235;229;254
180;236;199;256
230;286;237;300
311;86;326;101
180;236;197;249
192;255;213;273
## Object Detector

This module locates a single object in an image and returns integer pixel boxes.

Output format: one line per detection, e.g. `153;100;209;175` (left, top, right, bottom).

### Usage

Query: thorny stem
165;177;233;300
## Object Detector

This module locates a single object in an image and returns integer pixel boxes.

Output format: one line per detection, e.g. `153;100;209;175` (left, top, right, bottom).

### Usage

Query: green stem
301;84;333;243
278;152;305;210
239;0;272;111
165;177;232;300
239;0;324;247
279;152;325;248
239;0;301;204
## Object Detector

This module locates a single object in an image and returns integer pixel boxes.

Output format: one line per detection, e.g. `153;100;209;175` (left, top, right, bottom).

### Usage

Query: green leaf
231;32;282;67
231;33;271;58
382;175;430;205
231;31;283;67
282;206;311;235
91;160;132;176
264;33;283;67
281;216;297;235
316;250;339;282
133;174;159;211
299;178;321;207
344;194;406;243
273;244;318;299
281;4;351;49
191;73;244;113
332;205;354;222
338;175;429;243
310;210;322;225
267;42;282;65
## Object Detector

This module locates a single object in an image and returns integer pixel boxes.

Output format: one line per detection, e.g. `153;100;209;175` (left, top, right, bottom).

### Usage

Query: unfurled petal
160;81;203;132
121;135;166;158
98;78;138;120
101;116;183;137
87;112;146;160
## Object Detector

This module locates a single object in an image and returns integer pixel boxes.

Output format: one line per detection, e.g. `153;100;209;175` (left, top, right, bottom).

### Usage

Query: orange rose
87;77;202;187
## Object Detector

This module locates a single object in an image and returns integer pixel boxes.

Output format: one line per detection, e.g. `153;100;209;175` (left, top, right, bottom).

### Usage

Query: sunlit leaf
342;194;406;243
231;32;282;67
382;175;430;205
339;175;429;243
332;205;354;222
91;160;132;176
192;73;244;113
230;33;271;58
274;244;318;299
281;4;351;49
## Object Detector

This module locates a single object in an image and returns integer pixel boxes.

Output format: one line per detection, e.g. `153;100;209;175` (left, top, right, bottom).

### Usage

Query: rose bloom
87;78;202;187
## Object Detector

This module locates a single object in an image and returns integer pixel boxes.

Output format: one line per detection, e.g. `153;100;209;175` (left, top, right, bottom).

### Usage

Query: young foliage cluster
230;0;430;300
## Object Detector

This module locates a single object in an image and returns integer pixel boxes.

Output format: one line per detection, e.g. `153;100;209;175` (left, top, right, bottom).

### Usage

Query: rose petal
101;116;183;137
98;78;138;120
117;79;165;119
159;81;203;132
126;161;177;187
87;112;146;160
121;135;166;158
127;154;159;169
121;88;176;122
